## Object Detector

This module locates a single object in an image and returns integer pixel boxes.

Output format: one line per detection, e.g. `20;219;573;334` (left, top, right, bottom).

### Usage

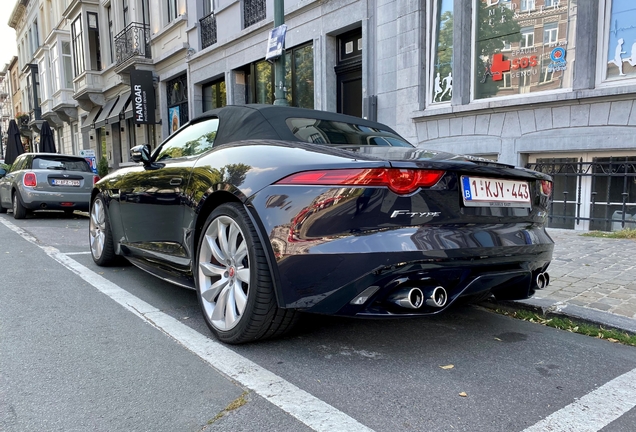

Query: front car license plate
461;176;531;208
52;179;81;186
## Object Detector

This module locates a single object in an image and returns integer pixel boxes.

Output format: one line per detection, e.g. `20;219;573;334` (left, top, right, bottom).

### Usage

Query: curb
481;297;636;335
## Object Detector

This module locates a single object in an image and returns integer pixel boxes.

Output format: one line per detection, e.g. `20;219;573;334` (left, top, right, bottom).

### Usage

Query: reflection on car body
88;105;554;344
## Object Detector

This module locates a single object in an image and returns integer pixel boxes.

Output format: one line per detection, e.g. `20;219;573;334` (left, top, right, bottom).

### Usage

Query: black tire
0;202;6;213
195;202;298;344
12;191;27;219
89;194;118;266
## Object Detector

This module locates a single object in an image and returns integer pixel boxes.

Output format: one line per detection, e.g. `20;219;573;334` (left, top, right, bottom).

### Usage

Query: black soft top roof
188;105;402;146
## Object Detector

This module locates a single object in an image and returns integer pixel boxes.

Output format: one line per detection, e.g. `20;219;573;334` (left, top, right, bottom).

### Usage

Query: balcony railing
243;0;266;28
115;22;151;65
200;12;217;50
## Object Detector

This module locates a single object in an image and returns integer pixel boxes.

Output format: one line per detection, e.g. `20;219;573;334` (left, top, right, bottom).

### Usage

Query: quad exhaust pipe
536;272;550;289
389;286;448;309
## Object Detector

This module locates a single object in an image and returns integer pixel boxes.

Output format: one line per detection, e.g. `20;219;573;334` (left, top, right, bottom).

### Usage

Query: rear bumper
20;188;91;211
271;224;554;316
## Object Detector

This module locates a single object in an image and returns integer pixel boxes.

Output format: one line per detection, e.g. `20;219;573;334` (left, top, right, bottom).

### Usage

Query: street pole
273;0;288;105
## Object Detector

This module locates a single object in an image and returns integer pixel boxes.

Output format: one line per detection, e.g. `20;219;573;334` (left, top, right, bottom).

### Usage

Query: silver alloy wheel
89;199;106;260
198;215;250;331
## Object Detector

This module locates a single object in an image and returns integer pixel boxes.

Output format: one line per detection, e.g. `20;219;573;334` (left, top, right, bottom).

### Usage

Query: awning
94;96;120;128
80;106;102;133
124;98;134;120
107;95;130;125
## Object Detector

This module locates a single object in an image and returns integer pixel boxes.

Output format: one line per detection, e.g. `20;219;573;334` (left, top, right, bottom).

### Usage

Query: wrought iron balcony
115;22;151;65
200;12;217;50
243;0;266;28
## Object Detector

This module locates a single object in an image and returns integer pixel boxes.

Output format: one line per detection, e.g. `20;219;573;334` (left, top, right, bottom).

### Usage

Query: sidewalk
497;228;636;334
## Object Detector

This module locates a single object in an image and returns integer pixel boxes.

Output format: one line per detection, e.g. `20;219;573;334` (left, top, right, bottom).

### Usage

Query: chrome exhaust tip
389;287;424;309
536;272;548;289
425;286;448;308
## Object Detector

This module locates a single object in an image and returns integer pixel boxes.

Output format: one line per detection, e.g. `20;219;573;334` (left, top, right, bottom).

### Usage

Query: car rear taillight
276;168;445;195
93;175;100;185
23;172;37;187
540;180;553;197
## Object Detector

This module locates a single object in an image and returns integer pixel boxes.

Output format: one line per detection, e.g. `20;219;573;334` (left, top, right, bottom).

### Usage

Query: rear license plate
52;179;81;187
461;176;531;208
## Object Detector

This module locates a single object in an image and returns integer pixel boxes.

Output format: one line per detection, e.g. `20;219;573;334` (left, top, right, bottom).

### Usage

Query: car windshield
286;118;413;147
33;157;91;172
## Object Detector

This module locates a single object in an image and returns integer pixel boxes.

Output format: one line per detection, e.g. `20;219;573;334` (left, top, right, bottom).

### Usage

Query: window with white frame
544;0;558;7
603;0;636;81
71;16;85;76
33;20;40;52
50;42;59;93
520;27;534;48
520;0;535;12
107;6;114;64
38;58;48;101
539;58;554;83
431;0;454;104
62;42;73;88
543;22;558;45
167;0;178;23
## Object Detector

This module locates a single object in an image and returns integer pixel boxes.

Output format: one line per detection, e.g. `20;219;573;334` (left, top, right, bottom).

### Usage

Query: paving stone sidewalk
509;228;636;333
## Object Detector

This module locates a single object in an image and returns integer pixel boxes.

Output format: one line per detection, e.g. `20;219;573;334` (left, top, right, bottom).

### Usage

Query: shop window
202;79;226;111
71;16;85;76
474;0;575;100
603;0;636;81
431;0;453;104
167;74;188;134
242;43;314;108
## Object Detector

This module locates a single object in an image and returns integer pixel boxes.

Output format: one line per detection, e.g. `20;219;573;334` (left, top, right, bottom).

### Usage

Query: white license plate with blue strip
461;176;531;208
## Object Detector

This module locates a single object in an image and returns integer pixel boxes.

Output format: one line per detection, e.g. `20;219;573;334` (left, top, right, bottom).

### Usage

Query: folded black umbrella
39;120;57;153
4;119;24;165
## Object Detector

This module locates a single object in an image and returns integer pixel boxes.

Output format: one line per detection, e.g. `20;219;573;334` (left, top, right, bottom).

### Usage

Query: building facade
6;0;636;230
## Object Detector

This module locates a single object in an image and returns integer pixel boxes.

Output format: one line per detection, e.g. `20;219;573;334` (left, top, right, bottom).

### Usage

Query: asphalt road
1;211;635;432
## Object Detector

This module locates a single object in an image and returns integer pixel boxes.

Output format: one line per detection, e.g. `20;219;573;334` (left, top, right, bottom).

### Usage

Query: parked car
89;105;554;344
0;153;98;219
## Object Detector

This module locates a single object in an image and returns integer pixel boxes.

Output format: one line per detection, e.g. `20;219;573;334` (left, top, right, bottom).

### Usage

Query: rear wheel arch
193;190;285;308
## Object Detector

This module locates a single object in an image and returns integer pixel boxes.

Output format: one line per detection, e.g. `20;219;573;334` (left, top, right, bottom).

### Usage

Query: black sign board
130;70;156;124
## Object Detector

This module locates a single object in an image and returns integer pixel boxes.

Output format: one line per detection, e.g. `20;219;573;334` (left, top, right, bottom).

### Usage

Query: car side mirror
131;144;152;165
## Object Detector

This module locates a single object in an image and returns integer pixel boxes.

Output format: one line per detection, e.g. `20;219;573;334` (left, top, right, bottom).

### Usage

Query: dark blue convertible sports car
89;105;554;344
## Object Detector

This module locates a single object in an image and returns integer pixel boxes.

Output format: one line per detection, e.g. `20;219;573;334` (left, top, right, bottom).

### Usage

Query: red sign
491;53;510;81
511;55;538;70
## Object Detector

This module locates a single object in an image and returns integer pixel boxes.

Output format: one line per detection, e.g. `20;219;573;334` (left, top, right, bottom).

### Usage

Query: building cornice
8;0;28;29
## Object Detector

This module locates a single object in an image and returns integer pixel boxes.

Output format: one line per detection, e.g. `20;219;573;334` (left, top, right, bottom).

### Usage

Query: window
474;0;575;100
87;12;102;71
286;118;412;146
50;42;59;93
243;0;266;28
543;22;558;45
539;58;554;83
203;0;213;16
62;42;73;88
202;79;226;111
242;44;314;108
107;6;114;64
520;27;534;48
71;16;85;76
123;0;130;27
520;0;535;12
38;58;48;101
545;0;558;7
604;0;636;80
33;20;40;52
431;0;453;104
167;74;188;134
155;118;219;160
167;0;178;23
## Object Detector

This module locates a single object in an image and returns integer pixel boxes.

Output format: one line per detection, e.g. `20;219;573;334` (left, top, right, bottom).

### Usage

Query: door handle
170;178;182;186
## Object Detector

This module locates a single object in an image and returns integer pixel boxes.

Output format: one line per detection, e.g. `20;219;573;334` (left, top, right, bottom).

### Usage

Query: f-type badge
391;210;441;218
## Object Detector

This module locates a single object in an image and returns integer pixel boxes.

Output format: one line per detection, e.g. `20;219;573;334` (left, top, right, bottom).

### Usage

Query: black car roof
188;105;402;146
